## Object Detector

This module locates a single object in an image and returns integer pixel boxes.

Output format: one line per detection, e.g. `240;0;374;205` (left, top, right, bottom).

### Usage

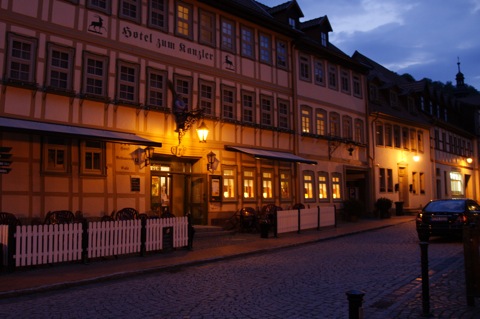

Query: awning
225;145;317;165
0;117;162;147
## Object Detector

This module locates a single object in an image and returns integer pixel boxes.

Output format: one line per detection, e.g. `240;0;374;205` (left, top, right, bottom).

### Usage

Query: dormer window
289;17;296;28
321;32;327;46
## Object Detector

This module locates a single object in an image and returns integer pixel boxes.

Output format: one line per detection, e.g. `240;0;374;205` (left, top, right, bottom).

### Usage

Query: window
6;33;37;83
243;169;255;200
393;125;401;148
301;106;312;133
379;168;386;192
221;18;235;53
259;33;272;64
342;115;353;140
417;131;424;152
420;172;425;194
376;122;384;146
82;140;105;175
299;55;311;81
149;0;168;31
341;69;350;94
353;74;362;97
318;171;329;200
354;119;364;144
173;75;193;111
412;172;418;194
276;40;288;69
119;0;140;23
82;52;108;98
407;97;415;113
331;173;342;200
87;0;111;14
146;68;167;110
242;90;255;124
223;166;236;200
46;43;74;91
240;26;254;58
262;170;273;200
280;170;291;201
314;59;325;86
384;124;393;147
199;9;215;46
328;64;337;90
329;112;340;137
277;99;290;130
402;127;409;150
450;172;463;196
303;171;315;201
321;32;327;46
221;85;236;120
260;95;273;127
316;109;327;136
387;169;393;192
410;129;416;151
199;79;215;116
369;84;378;101
43;137;69;174
116;61;139;104
390;91;398;108
176;2;193;39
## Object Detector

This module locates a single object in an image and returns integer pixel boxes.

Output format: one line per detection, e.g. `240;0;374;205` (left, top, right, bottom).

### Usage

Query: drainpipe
291;40;301;205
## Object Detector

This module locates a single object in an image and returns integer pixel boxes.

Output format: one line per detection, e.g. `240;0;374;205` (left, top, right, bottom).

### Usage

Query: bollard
417;224;431;317
346;289;365;319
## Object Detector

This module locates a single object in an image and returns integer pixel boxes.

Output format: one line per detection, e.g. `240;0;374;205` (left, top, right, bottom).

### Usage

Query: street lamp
144;146;154;166
207;151;217;174
196;121;209;143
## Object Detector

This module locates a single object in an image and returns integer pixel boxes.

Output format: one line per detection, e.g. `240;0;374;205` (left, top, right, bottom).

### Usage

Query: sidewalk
0;216;415;299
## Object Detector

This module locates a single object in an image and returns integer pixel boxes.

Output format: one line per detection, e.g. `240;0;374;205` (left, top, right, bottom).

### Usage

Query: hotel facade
0;0;476;225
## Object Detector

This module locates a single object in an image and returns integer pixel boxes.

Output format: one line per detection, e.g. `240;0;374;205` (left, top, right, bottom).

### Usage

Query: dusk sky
258;0;480;90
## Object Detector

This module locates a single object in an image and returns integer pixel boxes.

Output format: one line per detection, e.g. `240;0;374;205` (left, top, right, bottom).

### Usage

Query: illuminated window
280;170;291;200
176;2;192;39
316;109;327;136
354;119;364;144
303;171;315;201
223;167;236;200
318;171;329;200
301;106;312;133
243;169;255;200
262;171;273;200
450;171;463;196
331;173;342;200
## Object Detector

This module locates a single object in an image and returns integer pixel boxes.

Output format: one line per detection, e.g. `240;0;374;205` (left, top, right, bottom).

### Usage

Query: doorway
398;166;409;207
150;160;208;225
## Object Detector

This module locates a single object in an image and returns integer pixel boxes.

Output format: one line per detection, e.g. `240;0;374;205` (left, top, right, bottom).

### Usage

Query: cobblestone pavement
0;220;479;318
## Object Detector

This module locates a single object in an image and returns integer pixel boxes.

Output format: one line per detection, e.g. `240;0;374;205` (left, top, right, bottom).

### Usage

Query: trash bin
260;222;269;238
395;201;404;216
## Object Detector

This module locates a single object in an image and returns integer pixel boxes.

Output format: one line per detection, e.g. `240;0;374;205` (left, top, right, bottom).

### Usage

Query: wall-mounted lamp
413;155;420;162
144;146;155;166
347;146;355;156
207;151;219;174
466;157;473;164
196;121;209;143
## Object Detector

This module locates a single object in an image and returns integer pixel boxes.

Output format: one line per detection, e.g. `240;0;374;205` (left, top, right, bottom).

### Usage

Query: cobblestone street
0;220;478;318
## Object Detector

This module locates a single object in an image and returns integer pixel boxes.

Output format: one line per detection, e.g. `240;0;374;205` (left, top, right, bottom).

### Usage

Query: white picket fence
1;217;188;269
277;206;336;234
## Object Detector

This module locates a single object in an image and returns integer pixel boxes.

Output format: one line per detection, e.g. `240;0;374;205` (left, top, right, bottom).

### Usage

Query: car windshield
424;200;465;213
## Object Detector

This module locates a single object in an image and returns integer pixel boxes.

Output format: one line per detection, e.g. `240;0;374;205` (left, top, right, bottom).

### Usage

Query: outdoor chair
112;207;139;221
44;210;76;225
0;212;22;226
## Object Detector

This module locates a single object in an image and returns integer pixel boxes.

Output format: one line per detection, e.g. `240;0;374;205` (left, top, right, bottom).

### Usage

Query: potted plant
343;199;364;222
375;197;393;218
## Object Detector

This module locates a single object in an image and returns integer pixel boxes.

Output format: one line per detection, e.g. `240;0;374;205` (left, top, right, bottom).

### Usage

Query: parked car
416;198;480;239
